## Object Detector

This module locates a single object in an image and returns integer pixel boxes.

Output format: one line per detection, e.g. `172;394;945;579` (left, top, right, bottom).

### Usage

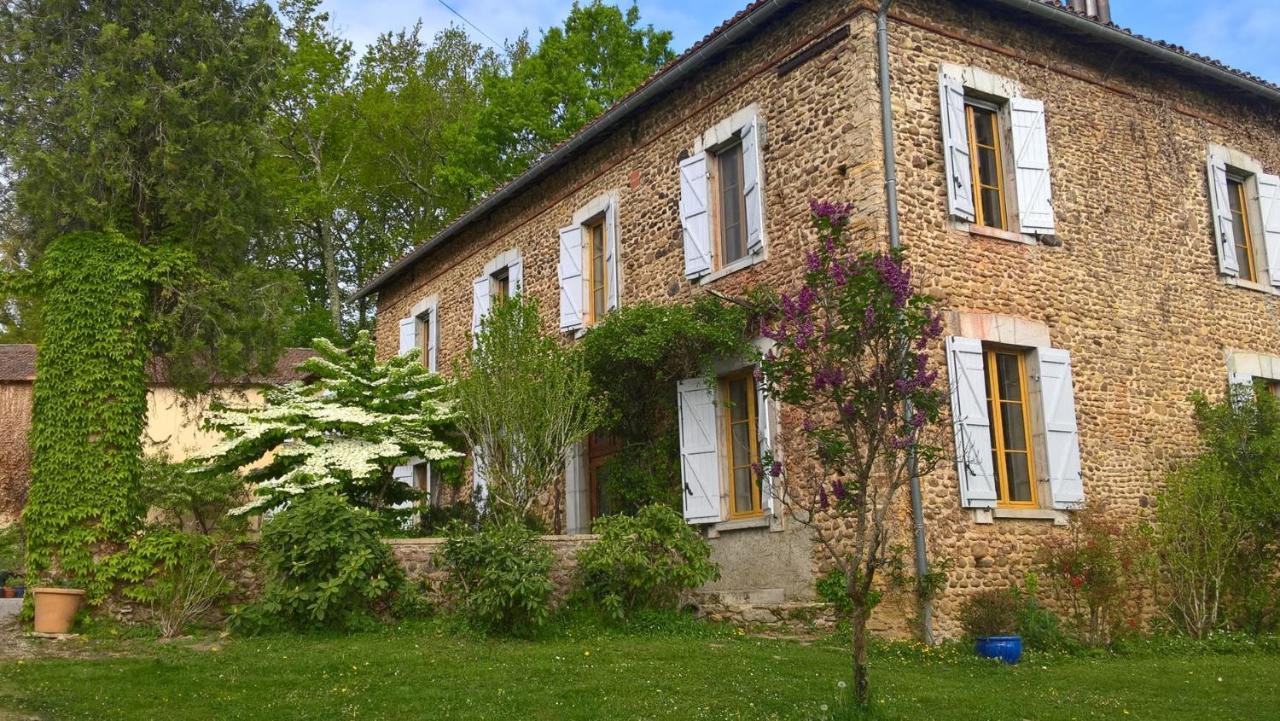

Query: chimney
1067;0;1112;24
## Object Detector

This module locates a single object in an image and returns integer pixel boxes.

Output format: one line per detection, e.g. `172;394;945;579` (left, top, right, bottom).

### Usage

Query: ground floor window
586;431;619;522
721;369;762;519
983;347;1037;508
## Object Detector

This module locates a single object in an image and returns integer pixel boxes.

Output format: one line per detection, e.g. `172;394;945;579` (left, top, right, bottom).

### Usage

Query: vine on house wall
579;297;751;514
23;230;188;589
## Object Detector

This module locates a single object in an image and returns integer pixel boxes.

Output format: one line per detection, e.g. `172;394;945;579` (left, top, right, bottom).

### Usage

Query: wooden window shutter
755;373;776;516
558;224;584;330
606;197;621;311
741;115;766;256
939;74;976;222
1208;152;1239;276
679;153;712;279
676;377;721;523
1009;97;1056;235
1035;347;1084;509
1256;172;1280;288
426;307;439;372
471;275;491;347
507;258;523;296
945;336;997;508
398;317;417;357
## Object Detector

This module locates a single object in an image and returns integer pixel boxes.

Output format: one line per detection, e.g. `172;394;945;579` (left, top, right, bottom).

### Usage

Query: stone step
702;587;786;605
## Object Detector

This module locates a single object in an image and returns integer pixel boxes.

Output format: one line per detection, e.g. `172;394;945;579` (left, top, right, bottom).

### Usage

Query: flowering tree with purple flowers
755;201;944;705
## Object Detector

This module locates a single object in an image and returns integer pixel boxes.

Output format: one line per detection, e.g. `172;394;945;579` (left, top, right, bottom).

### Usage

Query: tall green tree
0;0;293;385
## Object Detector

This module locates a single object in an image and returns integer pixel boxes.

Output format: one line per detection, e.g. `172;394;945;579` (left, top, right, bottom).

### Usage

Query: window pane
731;421;752;468
1005;452;1033;502
971;106;996;146
591;224;606;317
980;189;1004;229
718;143;746;265
729;377;749;422
1000;401;1028;452
995;353;1022;402
977;146;1001;187
733;467;754;512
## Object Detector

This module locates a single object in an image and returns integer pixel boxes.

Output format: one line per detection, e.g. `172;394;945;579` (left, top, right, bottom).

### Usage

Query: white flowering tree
195;331;462;519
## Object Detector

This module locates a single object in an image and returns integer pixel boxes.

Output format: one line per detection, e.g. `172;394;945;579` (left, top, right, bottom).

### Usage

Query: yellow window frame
984;347;1038;509
721;369;762;519
1229;176;1258;283
965;102;1009;231
583;217;608;325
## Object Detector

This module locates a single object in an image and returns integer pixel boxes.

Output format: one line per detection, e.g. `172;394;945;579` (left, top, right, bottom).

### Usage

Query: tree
0;0;294;385
754;202;945;705
195;331;461;520
454;297;600;524
450;1;674;193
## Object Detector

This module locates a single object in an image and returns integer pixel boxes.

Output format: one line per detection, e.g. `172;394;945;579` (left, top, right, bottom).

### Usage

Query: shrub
1014;573;1075;652
437;521;554;634
241;492;415;631
574;504;719;619
110;528;230;638
958;588;1020;639
1037;505;1140;645
140;455;247;535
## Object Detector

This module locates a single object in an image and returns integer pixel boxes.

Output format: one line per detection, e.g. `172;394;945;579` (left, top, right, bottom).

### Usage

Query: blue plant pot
975;635;1022;664
12;586;23;598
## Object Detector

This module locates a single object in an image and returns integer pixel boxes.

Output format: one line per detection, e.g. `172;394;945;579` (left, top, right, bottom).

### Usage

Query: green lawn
0;621;1276;720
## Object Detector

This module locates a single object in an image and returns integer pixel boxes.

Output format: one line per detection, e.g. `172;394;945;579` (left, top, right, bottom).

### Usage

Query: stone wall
387;534;596;601
0;384;33;523
372;0;1280;639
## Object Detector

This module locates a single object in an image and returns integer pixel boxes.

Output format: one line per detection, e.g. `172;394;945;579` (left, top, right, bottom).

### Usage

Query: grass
0;617;1276;720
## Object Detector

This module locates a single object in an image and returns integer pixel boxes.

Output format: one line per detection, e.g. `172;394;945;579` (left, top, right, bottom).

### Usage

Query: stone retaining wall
386;534;597;600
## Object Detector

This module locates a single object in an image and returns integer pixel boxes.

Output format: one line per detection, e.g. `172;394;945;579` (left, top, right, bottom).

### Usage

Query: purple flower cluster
813;366;845;392
809;199;853;227
894;352;938;397
873;254;912;308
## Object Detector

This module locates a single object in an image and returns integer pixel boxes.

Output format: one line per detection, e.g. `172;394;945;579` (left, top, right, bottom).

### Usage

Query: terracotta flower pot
32;587;86;634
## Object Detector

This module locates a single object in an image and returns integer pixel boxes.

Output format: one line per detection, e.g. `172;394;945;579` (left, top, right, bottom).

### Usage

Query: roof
0;345;317;385
355;0;1280;300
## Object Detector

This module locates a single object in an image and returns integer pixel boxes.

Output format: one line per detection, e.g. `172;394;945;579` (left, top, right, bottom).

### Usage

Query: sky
315;0;1280;85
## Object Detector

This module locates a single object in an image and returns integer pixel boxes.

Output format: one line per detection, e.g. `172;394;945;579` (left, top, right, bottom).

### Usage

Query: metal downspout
877;0;934;645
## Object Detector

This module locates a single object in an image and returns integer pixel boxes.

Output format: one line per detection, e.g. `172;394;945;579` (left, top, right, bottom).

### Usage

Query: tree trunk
320;221;341;332
851;603;871;705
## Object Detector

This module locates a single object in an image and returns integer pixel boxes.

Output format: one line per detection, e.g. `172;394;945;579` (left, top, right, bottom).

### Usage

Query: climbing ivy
578;298;751;513
23;230;189;589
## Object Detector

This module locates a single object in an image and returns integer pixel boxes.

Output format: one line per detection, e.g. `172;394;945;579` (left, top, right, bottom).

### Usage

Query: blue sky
317;0;1280;84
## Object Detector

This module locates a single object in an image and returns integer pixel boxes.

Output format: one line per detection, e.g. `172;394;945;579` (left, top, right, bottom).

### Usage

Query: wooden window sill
967;223;1034;245
1222;275;1280;296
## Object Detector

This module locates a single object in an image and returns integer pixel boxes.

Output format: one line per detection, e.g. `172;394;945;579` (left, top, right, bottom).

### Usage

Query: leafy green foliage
1037;505;1142;646
195;330;461;519
580;299;750;512
574;505;719;620
23;231;184;588
238;492;416;631
455;297;599;523
437;522;555;634
140;455;248;536
0;0;296;385
958;588;1021;639
106;528;232;638
1014;574;1076;653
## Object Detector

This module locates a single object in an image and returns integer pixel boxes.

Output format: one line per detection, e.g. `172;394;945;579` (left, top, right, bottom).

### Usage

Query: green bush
437;522;554;634
238;493;416;631
1014;574;1076;652
140;455;247;535
958;588;1021;639
574;504;719;620
109;527;231;638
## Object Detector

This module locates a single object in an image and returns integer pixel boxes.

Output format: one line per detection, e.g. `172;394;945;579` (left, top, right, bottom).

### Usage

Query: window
1227;176;1258;282
711;139;749;267
584;217;608;325
586;432;619;521
966;102;1008;231
721;369;762;518
491;268;510;299
417;312;433;371
413;463;441;508
983;347;1037;507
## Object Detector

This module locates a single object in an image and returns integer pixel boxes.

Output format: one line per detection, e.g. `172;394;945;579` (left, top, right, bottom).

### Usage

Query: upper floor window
939;69;1055;238
398;298;438;372
472;249;522;344
679;108;765;281
558;195;619;332
1208;146;1280;289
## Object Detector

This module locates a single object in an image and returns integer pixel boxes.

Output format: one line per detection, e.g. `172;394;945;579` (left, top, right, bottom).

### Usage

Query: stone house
0;345;315;524
356;0;1280;638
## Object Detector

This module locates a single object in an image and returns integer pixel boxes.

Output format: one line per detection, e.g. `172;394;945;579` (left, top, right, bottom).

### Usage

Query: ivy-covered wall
24;230;153;582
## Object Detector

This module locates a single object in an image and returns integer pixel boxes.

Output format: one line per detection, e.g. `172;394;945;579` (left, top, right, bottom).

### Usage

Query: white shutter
679;153;712;279
1010;97;1055;235
426;307;439;372
471;450;488;508
471;275;491;346
507;257;523;296
945;336;997;508
563;443;589;534
558;224;584;330
398;317;417;357
1036;348;1084;509
1228;370;1255;408
392;464;413;487
939;74;976;222
755;375;775;516
741;116;765;256
606;197;621;311
1208;153;1239;276
677;377;721;523
1256;172;1280;288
